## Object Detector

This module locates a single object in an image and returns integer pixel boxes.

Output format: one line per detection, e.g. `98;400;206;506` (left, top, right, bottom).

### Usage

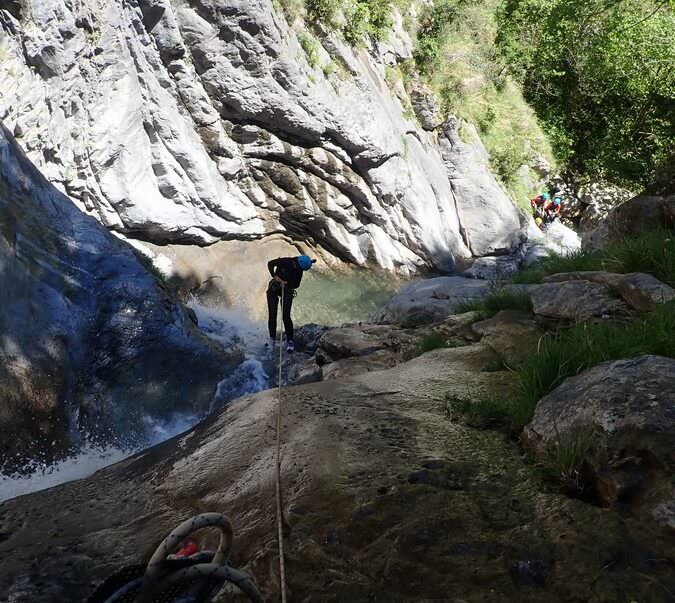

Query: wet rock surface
1;345;674;602
524;356;675;531
0;124;238;467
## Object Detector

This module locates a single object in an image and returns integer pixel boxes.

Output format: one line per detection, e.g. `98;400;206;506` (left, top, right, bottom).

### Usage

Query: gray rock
0;0;533;272
440;119;522;257
318;324;414;360
542;271;675;312
375;277;492;327
410;78;441;131
471;310;542;368
529;280;628;321
462;255;521;280
524;355;675;528
0;123;238;467
609;193;675;240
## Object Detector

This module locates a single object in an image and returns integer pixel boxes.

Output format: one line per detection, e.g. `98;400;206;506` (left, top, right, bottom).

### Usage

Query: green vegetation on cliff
497;0;675;188
412;0;555;207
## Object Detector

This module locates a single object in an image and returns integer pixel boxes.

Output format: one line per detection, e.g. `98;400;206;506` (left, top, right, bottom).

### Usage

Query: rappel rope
275;283;288;603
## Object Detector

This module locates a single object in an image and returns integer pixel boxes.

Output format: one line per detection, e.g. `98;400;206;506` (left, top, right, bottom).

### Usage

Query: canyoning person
267;254;315;352
544;196;562;222
530;191;550;213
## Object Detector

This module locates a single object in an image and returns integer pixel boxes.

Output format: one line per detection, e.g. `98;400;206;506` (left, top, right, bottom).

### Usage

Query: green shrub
454;287;533;320
305;0;342;25
496;0;675;188
415;331;447;355
298;31;320;69
514;230;675;287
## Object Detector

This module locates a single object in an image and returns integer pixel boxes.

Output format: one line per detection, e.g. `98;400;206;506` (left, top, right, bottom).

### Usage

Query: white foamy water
0;412;198;503
0;302;272;503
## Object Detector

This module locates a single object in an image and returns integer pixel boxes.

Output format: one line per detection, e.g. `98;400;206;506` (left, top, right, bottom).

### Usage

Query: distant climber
530;192;550;213
544;196;562;223
267;255;316;352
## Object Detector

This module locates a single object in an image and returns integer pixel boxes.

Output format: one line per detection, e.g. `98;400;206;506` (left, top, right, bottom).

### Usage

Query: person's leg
282;288;294;342
267;285;279;339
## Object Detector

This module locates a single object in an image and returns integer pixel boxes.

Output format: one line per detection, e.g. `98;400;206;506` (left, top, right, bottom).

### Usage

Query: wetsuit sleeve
268;258;280;278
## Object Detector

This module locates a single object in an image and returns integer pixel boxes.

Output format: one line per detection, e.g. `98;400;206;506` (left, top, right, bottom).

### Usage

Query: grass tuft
415;331;447;356
454;287;533;320
511;301;675;431
538;427;597;496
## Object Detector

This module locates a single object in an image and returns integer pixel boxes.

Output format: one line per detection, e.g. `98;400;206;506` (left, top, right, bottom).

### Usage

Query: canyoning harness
88;513;263;603
267;279;297;298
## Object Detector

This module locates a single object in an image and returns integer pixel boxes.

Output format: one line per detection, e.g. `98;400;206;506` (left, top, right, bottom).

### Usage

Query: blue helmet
553;197;561;206
541;193;551;201
297;255;314;270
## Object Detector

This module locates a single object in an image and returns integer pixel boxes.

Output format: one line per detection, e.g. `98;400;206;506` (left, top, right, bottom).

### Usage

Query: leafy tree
496;0;675;187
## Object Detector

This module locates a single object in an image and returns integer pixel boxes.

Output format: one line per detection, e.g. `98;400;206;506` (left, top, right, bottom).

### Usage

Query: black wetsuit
267;257;304;341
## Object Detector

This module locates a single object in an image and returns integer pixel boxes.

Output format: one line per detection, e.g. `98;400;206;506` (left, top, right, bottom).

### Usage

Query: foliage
496;0;675;187
415;330;447;355
454;286;533;319
513;230;675;287
299;0;401;44
298;30;320;68
412;0;555;206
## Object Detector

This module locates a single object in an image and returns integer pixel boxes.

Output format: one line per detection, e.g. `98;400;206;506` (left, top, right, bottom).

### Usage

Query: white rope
275;283;288;603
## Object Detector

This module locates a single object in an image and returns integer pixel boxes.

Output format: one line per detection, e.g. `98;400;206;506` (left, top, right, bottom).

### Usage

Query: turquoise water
292;268;409;326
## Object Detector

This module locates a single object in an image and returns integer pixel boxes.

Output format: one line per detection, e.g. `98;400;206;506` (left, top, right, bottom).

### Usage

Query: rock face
2;344;674;602
0;0;524;273
440;119;522;257
0;123;237;467
524;356;675;530
554;178;634;232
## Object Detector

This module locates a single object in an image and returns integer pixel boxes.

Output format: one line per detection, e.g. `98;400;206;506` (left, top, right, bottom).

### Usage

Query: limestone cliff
0;0;523;272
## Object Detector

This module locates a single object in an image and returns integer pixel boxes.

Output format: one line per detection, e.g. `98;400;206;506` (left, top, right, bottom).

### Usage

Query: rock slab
524;355;675;529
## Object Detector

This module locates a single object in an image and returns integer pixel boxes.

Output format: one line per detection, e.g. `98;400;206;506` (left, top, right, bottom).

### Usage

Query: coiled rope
275;283;288;603
89;513;263;603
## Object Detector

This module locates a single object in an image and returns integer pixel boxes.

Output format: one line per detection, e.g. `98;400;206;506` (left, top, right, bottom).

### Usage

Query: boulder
608;194;675;240
321;349;398;380
471;310;543;368
524;356;675;529
318;324;414;360
375;277;492;327
529;280;628;321
542;271;675;312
